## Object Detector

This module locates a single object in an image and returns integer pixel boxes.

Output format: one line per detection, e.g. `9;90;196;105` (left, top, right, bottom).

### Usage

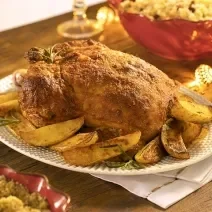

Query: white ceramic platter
0;75;211;175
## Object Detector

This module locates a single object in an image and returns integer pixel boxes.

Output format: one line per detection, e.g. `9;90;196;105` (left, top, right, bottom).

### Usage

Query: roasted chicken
19;40;179;145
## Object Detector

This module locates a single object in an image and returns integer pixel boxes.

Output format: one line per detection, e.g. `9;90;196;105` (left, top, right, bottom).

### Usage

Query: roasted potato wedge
19;117;84;146
0;92;18;104
5;111;36;136
171;93;212;123
161;119;190;159
191;127;209;146
63;131;141;166
135;136;165;164
51;131;98;152
0;100;20;117
179;121;202;146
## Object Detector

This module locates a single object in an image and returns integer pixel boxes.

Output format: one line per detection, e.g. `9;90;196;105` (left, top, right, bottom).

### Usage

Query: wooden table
0;3;212;212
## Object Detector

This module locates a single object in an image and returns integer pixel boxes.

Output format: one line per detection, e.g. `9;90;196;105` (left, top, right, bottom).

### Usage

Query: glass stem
73;0;88;21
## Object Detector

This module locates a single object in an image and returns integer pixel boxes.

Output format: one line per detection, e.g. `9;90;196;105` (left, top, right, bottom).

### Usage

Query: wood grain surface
0;3;212;212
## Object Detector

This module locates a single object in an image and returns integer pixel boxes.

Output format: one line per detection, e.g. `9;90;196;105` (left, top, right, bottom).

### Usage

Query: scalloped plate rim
0;128;212;176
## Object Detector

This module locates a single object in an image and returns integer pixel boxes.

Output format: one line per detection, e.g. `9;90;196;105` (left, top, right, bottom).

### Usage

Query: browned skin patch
20;40;179;145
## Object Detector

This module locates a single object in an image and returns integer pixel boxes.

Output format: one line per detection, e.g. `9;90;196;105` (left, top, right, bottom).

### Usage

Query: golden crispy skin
19;40;179;143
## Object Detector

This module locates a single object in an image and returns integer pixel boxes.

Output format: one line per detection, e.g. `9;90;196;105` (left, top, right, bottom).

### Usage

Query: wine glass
57;0;104;39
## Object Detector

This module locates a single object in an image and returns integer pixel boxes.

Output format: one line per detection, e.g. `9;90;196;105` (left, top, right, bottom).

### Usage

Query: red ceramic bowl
0;165;71;212
108;0;212;60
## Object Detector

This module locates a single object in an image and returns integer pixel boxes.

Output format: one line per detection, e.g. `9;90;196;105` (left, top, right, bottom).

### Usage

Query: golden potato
51;131;98;152
0;92;18;104
5;111;35;136
191;127;209;146
135;136;165;164
161;119;190;159
171;93;212;123
63;131;141;166
179;121;202;146
19;117;84;146
0;100;20;117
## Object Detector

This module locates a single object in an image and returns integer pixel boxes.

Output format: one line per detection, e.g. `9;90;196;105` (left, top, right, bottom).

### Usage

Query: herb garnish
0;117;20;126
27;44;62;63
101;144;143;170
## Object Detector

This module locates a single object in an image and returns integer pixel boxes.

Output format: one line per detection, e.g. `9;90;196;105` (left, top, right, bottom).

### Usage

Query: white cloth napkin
1;74;212;209
92;155;212;209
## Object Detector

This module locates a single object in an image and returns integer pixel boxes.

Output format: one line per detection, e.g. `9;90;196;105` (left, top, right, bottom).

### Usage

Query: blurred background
0;0;105;32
